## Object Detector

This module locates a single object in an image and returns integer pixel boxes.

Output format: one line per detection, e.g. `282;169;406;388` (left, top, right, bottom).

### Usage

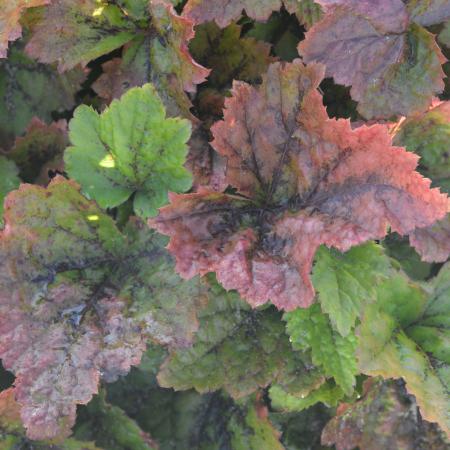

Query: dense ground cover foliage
0;0;449;449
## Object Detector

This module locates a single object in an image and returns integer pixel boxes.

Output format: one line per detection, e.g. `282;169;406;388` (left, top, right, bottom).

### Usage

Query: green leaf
158;279;299;398
285;304;358;396
312;243;392;336
75;393;157;450
270;381;344;413
0;45;84;143
0;177;206;439
0;156;20;226
357;269;450;435
65;84;192;218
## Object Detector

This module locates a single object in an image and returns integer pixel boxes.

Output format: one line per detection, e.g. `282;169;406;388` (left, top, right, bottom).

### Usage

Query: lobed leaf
65;84;193;219
0;177;206;440
321;379;450;450
357;268;450;435
150;60;448;310
0;0;49;58
299;0;446;119
285;304;358;395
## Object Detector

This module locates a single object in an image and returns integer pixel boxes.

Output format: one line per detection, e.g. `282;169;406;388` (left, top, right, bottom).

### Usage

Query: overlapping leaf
150;60;448;310
183;0;322;28
321;379;450;450
299;0;446;119
65;84;193;219
25;0;208;117
0;177;207;440
0;156;20;226
393;101;450;262
0;46;84;144
158;279;302;398
0;0;49;58
357;266;450;435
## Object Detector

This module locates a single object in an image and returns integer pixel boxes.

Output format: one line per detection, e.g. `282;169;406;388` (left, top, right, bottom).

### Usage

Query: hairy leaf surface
299;0;446;118
0;0;49;58
357;268;450;435
0;177;206;439
65;84;192;218
150;60;448;310
321;379;450;450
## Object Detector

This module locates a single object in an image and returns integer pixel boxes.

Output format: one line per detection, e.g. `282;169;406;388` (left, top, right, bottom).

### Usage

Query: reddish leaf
0;0;49;58
407;0;450;26
0;177;206;440
150;60;448;310
299;0;446;119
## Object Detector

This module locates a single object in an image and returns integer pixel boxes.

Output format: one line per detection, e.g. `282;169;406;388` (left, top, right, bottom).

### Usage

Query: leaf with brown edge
0;0;49;58
150;60;448;311
0;177;206;440
299;0;446;119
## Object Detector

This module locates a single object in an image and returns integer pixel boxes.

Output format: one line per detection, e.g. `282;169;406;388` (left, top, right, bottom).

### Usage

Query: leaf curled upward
299;0;447;119
150;60;448;311
0;177;206;440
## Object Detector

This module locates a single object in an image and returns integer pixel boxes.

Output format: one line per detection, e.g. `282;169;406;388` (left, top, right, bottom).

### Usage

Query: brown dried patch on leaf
150;60;448;310
0;0;49;58
0;177;206;440
299;0;446;119
6;117;67;184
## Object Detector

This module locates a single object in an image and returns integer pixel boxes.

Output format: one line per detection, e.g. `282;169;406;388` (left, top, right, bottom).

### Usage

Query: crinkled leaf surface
0;156;20;226
393;101;450;263
25;0;208;117
285;303;358;395
65;84;192;218
0;0;49;58
7;117;67;184
0;46;84;144
0;388;101;450
25;0;140;72
312;243;392;336
299;0;446;119
183;0;321;28
357;267;450;435
150;60;448;310
321;379;450;450
0;177;206;440
158;278;306;398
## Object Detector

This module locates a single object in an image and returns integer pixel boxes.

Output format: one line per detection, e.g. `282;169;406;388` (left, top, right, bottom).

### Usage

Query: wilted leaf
285;304;358;395
0;156;20;226
299;0;446;119
357;268;450;435
312;243;392;336
0;0;49;58
7;117;67;184
0;177;206;440
321;379;450;450
270;381;344;412
150;60;448;310
0;46;84;144
65;84;192;218
158;279;299;398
